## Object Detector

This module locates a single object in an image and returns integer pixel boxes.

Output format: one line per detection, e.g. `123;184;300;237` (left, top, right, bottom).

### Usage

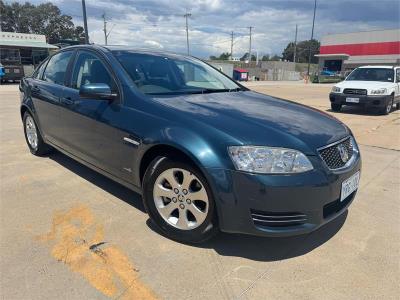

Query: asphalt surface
1;83;399;299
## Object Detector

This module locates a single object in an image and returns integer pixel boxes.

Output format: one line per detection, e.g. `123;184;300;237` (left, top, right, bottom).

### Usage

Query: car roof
60;44;191;59
358;65;396;69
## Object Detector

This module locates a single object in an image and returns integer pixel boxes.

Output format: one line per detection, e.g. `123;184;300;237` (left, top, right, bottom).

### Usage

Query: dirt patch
37;204;157;300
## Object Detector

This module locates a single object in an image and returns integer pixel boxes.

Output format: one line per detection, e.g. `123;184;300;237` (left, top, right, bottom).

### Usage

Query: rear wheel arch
20;105;46;139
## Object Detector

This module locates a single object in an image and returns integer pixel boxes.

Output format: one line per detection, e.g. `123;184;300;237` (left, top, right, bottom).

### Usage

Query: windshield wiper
197;87;244;94
146;87;245;96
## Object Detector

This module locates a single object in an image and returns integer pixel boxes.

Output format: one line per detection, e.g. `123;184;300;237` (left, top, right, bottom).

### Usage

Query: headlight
350;136;359;154
331;86;341;93
370;88;387;95
228;146;313;174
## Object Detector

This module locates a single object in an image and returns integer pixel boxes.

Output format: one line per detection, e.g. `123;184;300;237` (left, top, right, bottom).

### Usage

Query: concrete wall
207;60;305;81
247;67;300;81
260;61;295;71
208;62;234;78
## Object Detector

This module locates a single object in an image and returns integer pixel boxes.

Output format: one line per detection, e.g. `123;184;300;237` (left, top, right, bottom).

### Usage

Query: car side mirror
79;83;117;101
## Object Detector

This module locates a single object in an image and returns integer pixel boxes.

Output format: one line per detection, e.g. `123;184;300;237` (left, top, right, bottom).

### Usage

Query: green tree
270;54;281;61
0;1;85;43
282;39;320;63
261;54;270;61
209;52;231;60
239;53;256;61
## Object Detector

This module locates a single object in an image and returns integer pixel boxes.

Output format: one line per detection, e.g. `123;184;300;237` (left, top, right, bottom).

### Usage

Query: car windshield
346;68;394;82
112;50;242;95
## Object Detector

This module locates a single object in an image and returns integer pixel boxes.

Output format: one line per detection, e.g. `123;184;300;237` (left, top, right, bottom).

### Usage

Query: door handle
32;86;40;93
61;96;74;105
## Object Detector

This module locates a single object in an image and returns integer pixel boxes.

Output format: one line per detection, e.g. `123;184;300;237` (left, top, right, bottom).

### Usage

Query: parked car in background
0;63;5;84
321;68;337;76
330;66;400;115
19;45;361;243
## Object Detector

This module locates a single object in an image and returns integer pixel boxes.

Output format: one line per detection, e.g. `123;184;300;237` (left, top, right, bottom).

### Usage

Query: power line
81;0;89;44
293;24;298;63
307;0;317;76
230;31;234;59
184;11;192;55
101;13;115;45
248;26;253;62
102;13;107;45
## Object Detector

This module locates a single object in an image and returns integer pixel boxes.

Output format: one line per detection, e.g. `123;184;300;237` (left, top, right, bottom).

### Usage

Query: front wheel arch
20;105;29;120
142;156;219;243
139;144;224;233
139;144;202;186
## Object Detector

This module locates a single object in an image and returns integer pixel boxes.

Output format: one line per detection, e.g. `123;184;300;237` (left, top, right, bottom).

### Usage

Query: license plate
14;69;20;73
346;97;359;103
341;171;360;202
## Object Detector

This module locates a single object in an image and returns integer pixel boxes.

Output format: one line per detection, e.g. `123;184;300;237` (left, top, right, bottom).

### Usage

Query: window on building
0;48;21;64
324;60;342;72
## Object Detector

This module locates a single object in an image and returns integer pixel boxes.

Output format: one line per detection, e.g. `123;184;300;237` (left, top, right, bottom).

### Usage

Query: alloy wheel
25;115;38;150
153;168;209;230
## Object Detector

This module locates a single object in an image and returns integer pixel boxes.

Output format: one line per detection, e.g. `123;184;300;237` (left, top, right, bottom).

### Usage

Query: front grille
250;210;307;227
343;88;367;95
318;137;354;170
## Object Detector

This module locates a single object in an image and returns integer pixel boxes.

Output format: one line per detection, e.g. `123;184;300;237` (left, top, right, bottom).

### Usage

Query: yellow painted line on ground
36;204;157;300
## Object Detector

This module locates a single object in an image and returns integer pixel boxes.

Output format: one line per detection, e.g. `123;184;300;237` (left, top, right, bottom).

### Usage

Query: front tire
142;156;218;243
23;112;52;156
380;95;393;115
331;103;342;112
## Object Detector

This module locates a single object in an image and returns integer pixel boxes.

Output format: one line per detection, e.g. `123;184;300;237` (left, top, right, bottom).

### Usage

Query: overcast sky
11;0;400;58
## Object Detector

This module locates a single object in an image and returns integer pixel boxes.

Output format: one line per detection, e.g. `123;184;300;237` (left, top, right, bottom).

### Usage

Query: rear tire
23;112;52;156
331;103;342;112
142;156;218;243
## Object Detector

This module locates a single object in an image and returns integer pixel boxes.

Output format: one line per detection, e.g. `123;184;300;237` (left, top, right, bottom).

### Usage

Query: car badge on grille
337;144;349;163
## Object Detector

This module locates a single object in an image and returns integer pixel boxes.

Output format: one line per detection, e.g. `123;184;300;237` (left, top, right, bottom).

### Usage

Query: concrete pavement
1;83;399;299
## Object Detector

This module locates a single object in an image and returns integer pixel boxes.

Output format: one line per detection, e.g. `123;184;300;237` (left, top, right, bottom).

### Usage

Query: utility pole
184;12;192;55
293;24;298;63
230;31;234;60
102;13;107;45
81;0;89;44
307;0;317;76
248;26;253;63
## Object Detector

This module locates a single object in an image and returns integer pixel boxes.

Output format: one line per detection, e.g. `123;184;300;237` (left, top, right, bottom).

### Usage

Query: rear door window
43;51;73;85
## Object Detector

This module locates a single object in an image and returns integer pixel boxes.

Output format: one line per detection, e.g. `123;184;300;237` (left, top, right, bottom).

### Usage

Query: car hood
337;80;395;91
151;91;349;154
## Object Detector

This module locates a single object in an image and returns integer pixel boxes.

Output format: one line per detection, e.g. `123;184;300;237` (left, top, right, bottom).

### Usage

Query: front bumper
206;153;361;237
329;92;390;108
